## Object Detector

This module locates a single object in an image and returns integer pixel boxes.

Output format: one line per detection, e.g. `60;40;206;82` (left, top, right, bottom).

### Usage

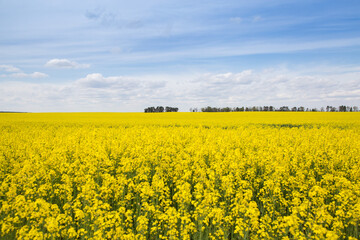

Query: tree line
144;105;359;113
144;106;179;113
190;105;359;112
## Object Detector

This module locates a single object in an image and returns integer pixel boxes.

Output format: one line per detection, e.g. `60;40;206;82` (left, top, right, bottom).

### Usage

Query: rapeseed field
1;112;360;239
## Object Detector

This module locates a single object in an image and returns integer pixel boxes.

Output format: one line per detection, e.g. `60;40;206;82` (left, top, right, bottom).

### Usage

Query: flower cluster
1;112;360;239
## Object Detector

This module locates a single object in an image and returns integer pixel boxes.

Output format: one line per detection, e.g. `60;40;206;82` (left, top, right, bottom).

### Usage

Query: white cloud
45;59;90;69
179;67;360;108
1;66;359;112
200;71;253;85
0;65;21;73
0;64;48;79
75;73;141;90
10;72;48;78
326;89;360;98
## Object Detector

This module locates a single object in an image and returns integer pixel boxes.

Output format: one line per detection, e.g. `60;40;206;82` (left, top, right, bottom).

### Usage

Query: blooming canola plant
0;112;360;239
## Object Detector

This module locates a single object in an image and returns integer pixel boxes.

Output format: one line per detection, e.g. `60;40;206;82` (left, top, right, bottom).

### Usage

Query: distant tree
155;106;164;112
201;106;211;112
166;106;179;112
252;106;259;111
145;106;178;113
233;107;244;112
326;106;336;112
339;105;347;112
144;106;156;113
279;106;289;111
222;107;231;112
193;105;352;113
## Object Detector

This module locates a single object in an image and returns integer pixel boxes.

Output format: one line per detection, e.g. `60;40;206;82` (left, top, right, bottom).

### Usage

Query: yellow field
1;112;360;239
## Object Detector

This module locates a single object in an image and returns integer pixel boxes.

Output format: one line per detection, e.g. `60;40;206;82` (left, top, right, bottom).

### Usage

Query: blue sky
1;0;360;112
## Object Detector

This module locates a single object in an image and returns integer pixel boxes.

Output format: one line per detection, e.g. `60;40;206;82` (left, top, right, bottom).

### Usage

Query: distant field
1;113;360;239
